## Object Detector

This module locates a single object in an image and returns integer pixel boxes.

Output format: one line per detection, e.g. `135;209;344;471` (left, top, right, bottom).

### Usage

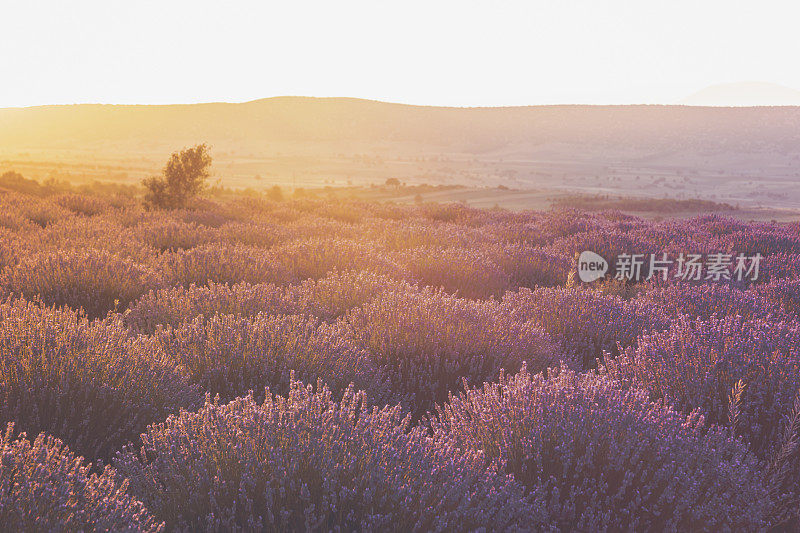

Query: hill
2;97;800;209
5;97;800;151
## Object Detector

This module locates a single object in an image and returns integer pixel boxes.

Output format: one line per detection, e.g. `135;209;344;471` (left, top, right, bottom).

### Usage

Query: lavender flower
0;423;162;532
115;379;534;531
432;365;770;531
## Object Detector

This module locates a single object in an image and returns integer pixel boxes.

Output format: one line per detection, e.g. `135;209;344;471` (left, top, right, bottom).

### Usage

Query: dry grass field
3;98;800;214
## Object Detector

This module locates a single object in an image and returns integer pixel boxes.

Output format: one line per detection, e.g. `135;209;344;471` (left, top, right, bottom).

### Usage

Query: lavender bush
270;237;405;283
284;269;416;321
54;193;111;217
0;249;160;319
432;365;770;531
0;424;162;532
756;276;800;316
502;287;667;369
153;313;386;403
605;314;800;456
0;187;795;528
157;244;289;288
0;299;200;462
347;287;559;418
634;282;782;320
134;217;218;252
124;281;303;333
115;379;534;532
396;245;512;299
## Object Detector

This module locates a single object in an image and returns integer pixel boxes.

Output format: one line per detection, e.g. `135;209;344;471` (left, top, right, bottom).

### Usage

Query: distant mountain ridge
3;96;800;155
3;96;800;211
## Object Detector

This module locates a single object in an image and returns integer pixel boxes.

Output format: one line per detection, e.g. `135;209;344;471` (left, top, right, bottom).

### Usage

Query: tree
266;185;284;201
143;144;212;209
385;177;400;188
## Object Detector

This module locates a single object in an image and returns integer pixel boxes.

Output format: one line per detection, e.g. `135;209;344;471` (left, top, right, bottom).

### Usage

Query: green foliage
143;144;212;209
0;171;72;197
266;184;284;201
0;171;40;195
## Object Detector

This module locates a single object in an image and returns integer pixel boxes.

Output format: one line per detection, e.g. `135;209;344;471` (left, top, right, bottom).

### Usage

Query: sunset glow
3;0;800;107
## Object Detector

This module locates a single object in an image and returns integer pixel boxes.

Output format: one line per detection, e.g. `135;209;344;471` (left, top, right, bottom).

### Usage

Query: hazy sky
3;0;800;107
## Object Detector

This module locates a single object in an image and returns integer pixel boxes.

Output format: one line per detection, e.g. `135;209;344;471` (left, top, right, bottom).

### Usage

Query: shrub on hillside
0;171;49;196
143;144;212;209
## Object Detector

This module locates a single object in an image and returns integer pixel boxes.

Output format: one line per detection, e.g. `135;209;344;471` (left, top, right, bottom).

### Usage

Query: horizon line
5;95;800;111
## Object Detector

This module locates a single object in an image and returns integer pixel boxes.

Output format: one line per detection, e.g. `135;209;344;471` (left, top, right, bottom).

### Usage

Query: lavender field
0;187;798;531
